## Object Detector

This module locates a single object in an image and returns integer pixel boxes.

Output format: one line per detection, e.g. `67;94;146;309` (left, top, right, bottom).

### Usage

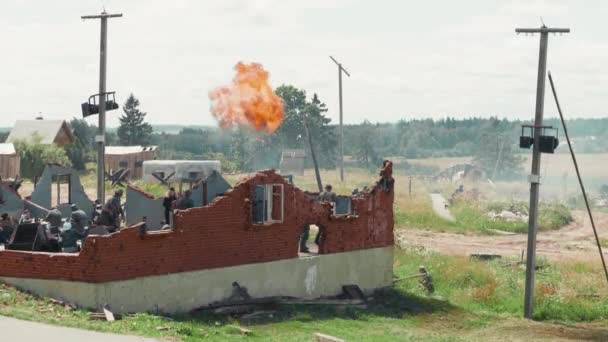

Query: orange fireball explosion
209;62;284;133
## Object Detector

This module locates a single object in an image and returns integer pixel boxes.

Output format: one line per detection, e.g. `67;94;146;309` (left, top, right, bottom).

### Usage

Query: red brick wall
0;162;394;283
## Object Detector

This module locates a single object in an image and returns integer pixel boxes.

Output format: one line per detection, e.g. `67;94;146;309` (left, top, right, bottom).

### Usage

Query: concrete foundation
0;246;393;314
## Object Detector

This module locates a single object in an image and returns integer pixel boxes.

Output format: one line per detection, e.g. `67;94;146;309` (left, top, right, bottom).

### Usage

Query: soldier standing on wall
163;187;177;225
319;184;337;203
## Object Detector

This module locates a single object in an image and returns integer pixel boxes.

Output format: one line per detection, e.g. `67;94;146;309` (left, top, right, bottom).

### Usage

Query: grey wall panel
29;165;94;220
125;187;165;230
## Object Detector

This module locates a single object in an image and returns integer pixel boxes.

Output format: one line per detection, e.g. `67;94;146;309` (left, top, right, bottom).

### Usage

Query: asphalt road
0;315;157;342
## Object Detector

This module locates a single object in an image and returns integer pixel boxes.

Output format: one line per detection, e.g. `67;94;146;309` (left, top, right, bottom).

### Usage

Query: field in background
225;168;378;196
404;153;608;179
405;153;608;201
400;156;472;169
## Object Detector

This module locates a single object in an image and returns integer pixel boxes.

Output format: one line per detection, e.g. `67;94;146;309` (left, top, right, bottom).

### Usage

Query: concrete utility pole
329;56;350;182
515;24;569;319
82;11;123;203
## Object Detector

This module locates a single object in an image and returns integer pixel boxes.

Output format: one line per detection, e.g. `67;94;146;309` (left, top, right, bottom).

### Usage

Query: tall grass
394;245;608;322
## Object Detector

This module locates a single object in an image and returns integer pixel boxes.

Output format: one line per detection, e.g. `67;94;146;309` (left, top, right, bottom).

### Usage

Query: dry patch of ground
397;210;608;261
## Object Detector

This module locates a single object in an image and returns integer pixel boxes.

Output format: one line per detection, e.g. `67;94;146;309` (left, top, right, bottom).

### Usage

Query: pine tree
117;93;153;146
274;85;337;168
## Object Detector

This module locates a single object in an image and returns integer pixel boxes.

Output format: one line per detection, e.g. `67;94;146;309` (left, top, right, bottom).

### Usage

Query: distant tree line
9;88;608;179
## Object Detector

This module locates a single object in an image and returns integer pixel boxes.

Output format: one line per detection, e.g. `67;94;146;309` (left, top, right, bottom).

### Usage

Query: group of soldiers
162;187;195;227
92;186;195;232
0;203;90;251
0;184;198;249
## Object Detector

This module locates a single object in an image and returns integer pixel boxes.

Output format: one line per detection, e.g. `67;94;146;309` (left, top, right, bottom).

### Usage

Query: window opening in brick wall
119;160;128;168
51;174;71;207
252;184;284;224
333;196;353;216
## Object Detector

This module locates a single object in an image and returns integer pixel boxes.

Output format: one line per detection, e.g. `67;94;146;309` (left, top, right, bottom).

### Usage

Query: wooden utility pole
81;11;123;203
302;109;323;192
329;56;350;183
515;24;569;319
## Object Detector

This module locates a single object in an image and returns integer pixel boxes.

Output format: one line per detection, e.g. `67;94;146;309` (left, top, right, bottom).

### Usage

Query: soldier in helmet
70;204;89;237
99;189;124;231
45;207;63;229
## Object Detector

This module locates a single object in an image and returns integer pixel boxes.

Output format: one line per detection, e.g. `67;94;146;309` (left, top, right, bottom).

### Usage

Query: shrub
204;152;239;173
538;203;573;230
13;134;72;179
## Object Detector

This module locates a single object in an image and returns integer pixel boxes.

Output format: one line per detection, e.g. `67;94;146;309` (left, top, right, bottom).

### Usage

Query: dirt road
397;210;608;261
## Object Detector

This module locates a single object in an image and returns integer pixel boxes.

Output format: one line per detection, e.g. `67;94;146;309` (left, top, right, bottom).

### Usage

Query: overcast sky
2;0;607;128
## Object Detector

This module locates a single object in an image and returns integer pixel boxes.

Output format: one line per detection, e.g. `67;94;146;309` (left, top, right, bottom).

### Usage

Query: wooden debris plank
314;332;346;342
281;298;364;305
227;325;252;335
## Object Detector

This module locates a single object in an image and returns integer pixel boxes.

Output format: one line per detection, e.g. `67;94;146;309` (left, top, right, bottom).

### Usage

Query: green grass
395;195;573;235
129;180;169;198
450;203;527;233
1;248;607;341
393;244;608;322
393;184;458;232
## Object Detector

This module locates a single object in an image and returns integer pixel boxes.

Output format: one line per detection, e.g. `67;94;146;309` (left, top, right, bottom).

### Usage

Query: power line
548;71;608;286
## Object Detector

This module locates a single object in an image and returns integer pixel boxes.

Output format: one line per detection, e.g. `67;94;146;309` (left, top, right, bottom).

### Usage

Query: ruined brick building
0;162;395;314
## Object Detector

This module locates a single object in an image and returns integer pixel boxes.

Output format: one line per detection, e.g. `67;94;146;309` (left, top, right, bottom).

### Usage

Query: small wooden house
279;149;305;175
6;119;74;146
0;143;20;179
105;146;158;179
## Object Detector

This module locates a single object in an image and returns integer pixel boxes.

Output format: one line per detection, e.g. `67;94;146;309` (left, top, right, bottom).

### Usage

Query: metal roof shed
0;143;20;179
